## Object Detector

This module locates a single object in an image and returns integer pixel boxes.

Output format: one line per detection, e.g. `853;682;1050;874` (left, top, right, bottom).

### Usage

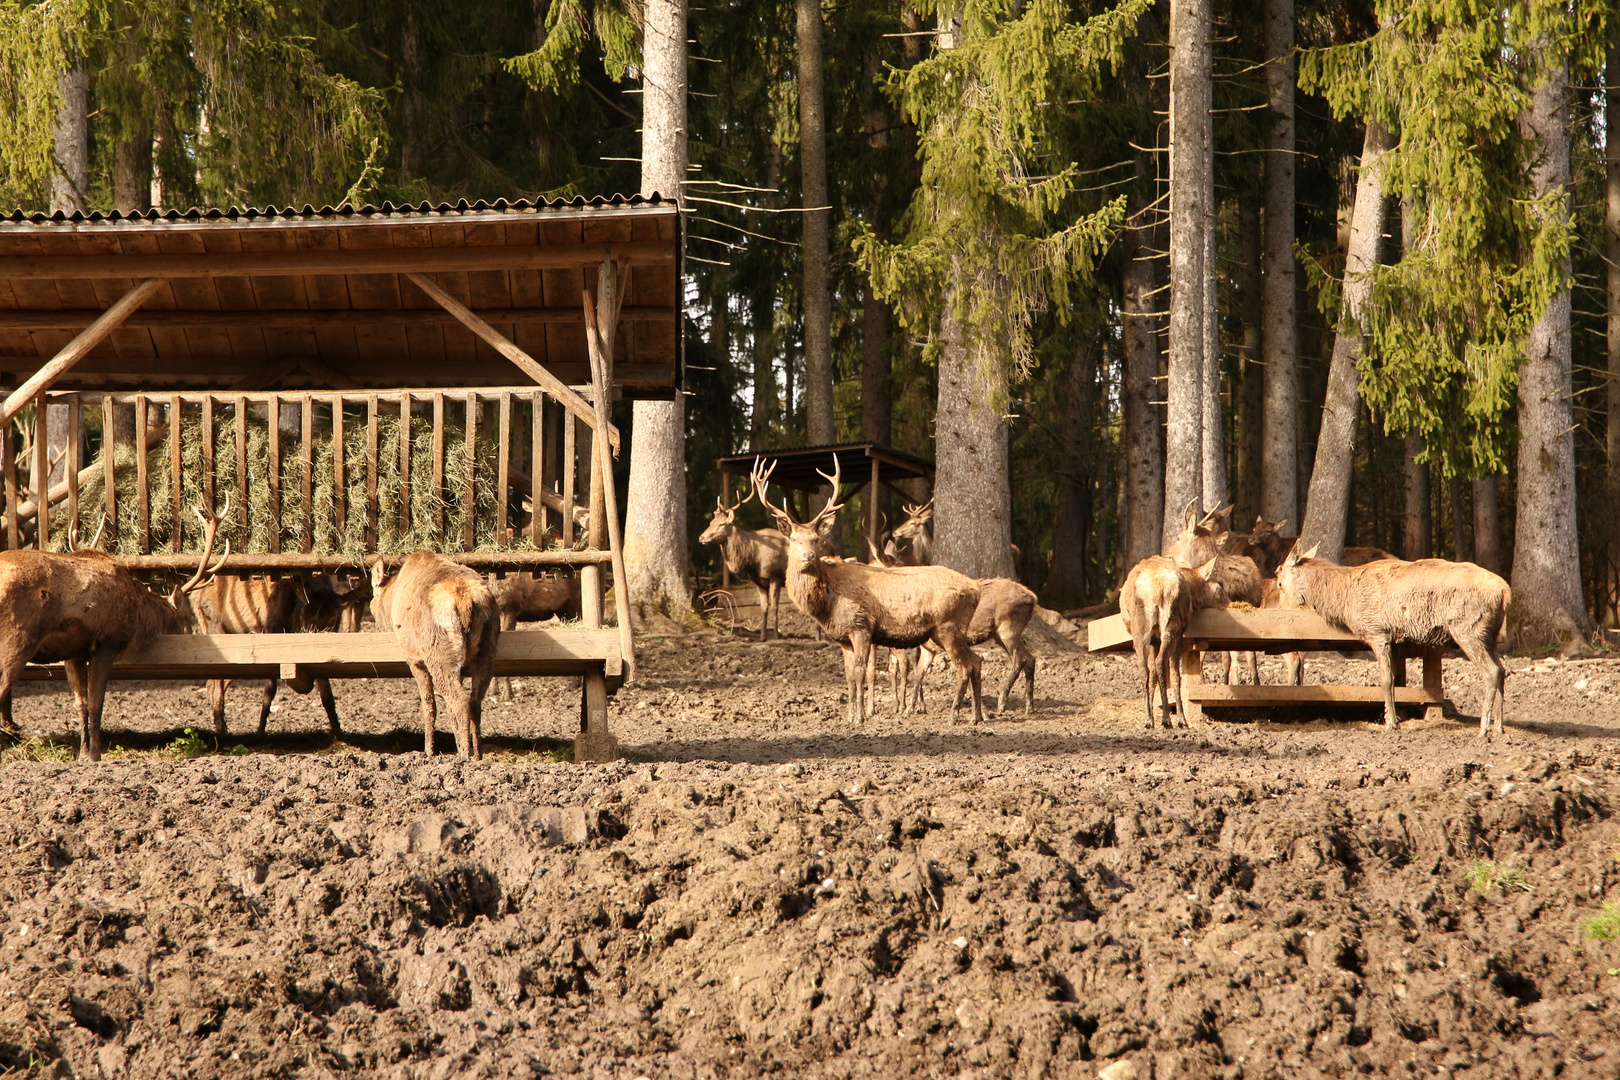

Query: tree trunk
1044;341;1098;608
1473;476;1500;573
1200;144;1224;508
1402;433;1431;560
933;286;1016;579
861;275;892;535
1607;37;1620;621
1236;196;1263;527
1448;473;1467;562
1261;0;1297;527
1123;15;1165;569
114;131;154;213
623;0;691;618
749;281;774;451
1297;121;1392;563
1511;60;1593;648
50;63;87;213
1163;0;1211;546
798;0;834;448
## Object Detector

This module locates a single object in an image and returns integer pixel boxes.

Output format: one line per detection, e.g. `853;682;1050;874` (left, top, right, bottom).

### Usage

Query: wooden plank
0;307;679;330
65;396;79;545
301;397;314;552
100;396;116;549
431;393;445;544
365;394;379;550
2;413;15;550
200;395;214;518
561;414;576;545
168;394;182;552
30;397;46;550
398;392;412;538
110;548;614;572
497;392;511;545
234;395;248;535
19;628;623;682
530;391;544;545
463;393;477;551
1088;609;1369;654
134;396;149;553
267;395;281;554
1185;685;1446;706
331;393;345;537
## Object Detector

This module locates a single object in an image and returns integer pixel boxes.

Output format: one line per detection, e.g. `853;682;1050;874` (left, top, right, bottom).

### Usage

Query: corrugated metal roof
2;192;669;227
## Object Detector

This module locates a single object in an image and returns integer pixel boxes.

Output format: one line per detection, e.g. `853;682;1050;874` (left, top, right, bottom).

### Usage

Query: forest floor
2;606;1619;1079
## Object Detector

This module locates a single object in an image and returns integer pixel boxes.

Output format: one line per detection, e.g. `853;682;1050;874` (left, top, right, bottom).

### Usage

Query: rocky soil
1;608;1618;1079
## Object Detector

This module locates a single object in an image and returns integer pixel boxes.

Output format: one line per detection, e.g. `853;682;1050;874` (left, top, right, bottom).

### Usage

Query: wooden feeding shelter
0;195;681;760
713;442;934;579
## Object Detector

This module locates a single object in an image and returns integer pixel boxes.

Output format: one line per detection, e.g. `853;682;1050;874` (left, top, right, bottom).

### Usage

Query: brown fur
912;578;1038;716
370;552;500;759
1120;556;1224;730
1276;547;1511;736
1241;517;1296;577
699;498;791;640
493;573;582;631
891;501;935;566
1340;546;1402;567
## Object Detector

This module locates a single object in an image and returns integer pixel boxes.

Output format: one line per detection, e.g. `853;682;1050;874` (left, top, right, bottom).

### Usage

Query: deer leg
408;661;438;755
468;667;494;761
936;628;982;725
256;678;281;736
0;650;30;740
1285;651;1303;685
79;649;117;762
910;647;933;714
432;660;473;759
1456;636;1506;740
755;582;771;641
838;641;862;725
1371;638;1399;731
64;659;91;756
315;678;342;735
1246;650;1260;685
1020;647;1036;715
208;679;230;743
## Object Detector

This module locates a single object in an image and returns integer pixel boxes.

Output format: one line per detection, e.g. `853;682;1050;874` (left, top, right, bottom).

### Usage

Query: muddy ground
1;606;1619;1079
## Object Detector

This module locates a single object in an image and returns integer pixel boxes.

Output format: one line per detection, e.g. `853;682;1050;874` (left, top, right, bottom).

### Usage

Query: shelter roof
0;195;679;395
715;442;934;492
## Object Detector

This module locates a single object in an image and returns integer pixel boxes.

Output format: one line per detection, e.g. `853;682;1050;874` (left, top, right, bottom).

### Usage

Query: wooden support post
1181;645;1206;725
234;395;249;536
720;471;731;590
497;392;511;546
2;419;14;551
134;396;150;554
31;397;46;550
201;396;214;519
869;457;881;559
66;396;79;546
561;416;576;546
267;396;281;554
575;667;619;763
583;283;636;683
365;394;379;550
529;392;544;546
431;393;445;546
168;394;182;552
1422;647;1445;723
300;398;314;552
463;394;477;552
101;396;117;550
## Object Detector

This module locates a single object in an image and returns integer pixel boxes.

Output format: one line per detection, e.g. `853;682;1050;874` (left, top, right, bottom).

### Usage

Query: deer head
1250;516;1288;542
753;455;844;572
1274;542;1321;609
699;486;748;545
892;499;933;543
66;514;107;553
160;496;230;627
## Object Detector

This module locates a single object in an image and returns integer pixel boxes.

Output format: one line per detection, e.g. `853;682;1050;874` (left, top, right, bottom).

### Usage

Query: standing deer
0;500;227;761
1276;546;1510;737
1119;555;1225;730
369;551;500;759
908;576;1039;716
756;457;985;725
698;489;790;640
891;500;935;565
491;572;582;699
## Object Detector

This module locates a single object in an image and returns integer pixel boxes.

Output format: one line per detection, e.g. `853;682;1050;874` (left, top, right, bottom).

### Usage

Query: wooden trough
0;197;681;760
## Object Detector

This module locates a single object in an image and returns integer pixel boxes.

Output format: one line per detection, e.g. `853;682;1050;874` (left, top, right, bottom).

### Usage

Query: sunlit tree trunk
1122;12;1165;569
1473;476;1500;574
50;63;87;212
1236;196;1263;526
798;0;834;449
1261;0;1297;527
1607;37;1620;621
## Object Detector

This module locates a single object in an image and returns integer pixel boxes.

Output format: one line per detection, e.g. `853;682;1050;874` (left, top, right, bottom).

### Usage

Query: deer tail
430;585;477;666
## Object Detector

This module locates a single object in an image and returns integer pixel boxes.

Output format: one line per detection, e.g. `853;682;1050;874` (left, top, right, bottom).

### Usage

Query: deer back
495;572;582;623
968;577;1036;645
373;552;499;669
191;576;303;635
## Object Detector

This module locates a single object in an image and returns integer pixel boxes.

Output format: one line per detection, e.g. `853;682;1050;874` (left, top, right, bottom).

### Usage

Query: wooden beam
583;286;636;682
0;277;166;426
0;306;677;330
404;271;620;453
0;242;672;280
111;549;613;572
1185;685;1445;705
1087;609;1369;654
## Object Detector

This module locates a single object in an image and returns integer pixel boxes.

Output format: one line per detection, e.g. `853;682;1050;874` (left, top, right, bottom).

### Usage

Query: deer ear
1275;518;1288;532
1196;557;1218;579
1216;533;1230;552
369;556;387;589
1301;543;1320;561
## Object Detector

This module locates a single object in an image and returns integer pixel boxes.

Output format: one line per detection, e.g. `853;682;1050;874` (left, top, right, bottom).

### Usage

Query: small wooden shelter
0;196;680;759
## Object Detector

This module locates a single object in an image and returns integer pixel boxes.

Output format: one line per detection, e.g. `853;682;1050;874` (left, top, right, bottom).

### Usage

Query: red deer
1119;555;1224;730
1275;545;1510;736
698;490;790;640
891;500;935;566
1238;516;1295;577
756;457;984;725
369;551;500;759
491;572;582;699
0;501;227;761
1164;505;1263;685
1341;546;1401;566
190;573;371;744
860;530;915;714
908;577;1038;716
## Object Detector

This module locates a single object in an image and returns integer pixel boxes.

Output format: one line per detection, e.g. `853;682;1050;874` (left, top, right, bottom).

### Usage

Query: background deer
1276;546;1510;736
369;551;500;758
0;501;226;761
891;500;935;566
491;572;582;699
698;488;790;640
1120;555;1224;731
757;457;984;724
908;576;1038;716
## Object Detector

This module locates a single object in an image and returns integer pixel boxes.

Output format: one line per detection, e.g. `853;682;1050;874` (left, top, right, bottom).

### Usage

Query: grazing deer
909;576;1038;716
1119;555;1224;731
190;573;371;744
491;572;582;699
0;500;228;761
1276;546;1510;736
369;551;500;758
698;489;790;640
1164;504;1262;685
756;457;984;725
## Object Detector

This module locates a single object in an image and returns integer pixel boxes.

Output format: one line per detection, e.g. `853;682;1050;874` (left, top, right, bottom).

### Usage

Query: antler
180;494;232;594
749;457;798;532
902;498;934;519
65;514;107;553
809;454;845;530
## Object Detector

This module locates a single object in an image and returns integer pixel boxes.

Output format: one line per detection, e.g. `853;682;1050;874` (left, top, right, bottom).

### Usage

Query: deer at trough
1238;517;1296;577
1275;546;1511;737
1119;555;1225;730
698;489;790;640
1163;503;1264;684
491;572;582;699
190;572;371;744
369;551;500;758
755;457;985;725
0;500;228;761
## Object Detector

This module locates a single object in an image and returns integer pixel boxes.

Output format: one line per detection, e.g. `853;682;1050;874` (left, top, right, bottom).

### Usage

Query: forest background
1;0;1616;647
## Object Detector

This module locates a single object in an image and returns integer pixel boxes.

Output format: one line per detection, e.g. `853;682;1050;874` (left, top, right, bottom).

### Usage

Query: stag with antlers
754;456;985;724
698;484;791;640
0;498;229;761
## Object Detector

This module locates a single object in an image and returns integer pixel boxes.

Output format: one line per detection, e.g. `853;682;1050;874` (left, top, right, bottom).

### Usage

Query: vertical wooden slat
201;396;214;518
267;395;281;554
332;395;346;539
561;413;576;546
497;392;511;546
134;396;150;554
398;392;412;539
169;394;183;552
66;396;80;547
300;396;314;553
31;398;46;551
234;395;249;536
529;392;544;546
365;394;379;550
463;393;478;552
432;393;445;545
101;396;116;550
2;413;15;550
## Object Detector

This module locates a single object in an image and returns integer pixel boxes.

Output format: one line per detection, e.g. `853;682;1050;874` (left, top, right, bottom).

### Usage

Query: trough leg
575;668;619;762
1179;647;1204;727
256;678;281;736
1421;647;1446;725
